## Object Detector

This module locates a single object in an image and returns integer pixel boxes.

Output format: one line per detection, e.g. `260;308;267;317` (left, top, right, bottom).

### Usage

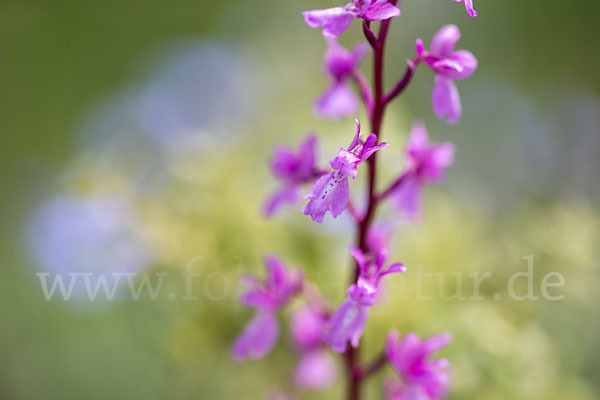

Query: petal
290;306;326;350
454;0;477;17
263;186;300;217
393;176;423;220
378;262;406;281
415;38;425;57
406;122;430;164
323;298;368;353
302;7;356;38
431;24;460;58
421;332;452;356
264;254;287;289
232;312;279;361
294;350;337;389
362;1;401;21
297;134;318;175
351;42;370;68
445;50;477;80
302;171;350;223
432;75;461;124
349;246;367;274
315;82;358;119
421;142;455;182
348;118;362;151
360;134;389;162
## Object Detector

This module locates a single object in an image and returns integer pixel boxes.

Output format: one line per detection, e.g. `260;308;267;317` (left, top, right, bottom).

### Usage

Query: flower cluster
232;1;480;398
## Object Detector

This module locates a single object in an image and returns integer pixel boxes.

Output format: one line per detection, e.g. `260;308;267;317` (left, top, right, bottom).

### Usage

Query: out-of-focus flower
265;134;325;216
303;0;401;38
323;246;405;352
416;25;477;123
302;120;388;223
384;331;452;400
27;194;154;300
393;122;454;219
231;312;279;361
453;0;477;17
232;255;303;361
290;305;337;389
315;38;369;119
294;349;337;389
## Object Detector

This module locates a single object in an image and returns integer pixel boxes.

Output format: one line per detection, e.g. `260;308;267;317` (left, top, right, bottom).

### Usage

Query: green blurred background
1;0;599;399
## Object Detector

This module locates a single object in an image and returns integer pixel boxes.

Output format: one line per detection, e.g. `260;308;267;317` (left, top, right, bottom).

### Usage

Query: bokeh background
1;0;599;399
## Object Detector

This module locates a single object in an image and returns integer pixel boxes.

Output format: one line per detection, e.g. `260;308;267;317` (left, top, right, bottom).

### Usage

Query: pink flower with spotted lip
453;0;477;17
315;38;369;119
302;120;388;223
323;246;405;352
384;331;452;400
393;122;454;220
264;134;326;217
303;0;401;38
416;25;477;123
232;255;303;361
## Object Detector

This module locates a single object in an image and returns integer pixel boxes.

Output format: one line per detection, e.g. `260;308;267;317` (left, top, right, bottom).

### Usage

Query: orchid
416;25;477;123
315;38;369;119
232;255;302;361
303;0;401;38
393;122;455;219
264;134;325;216
233;1;482;397
302;120;388;223
385;331;452;400
323;246;405;353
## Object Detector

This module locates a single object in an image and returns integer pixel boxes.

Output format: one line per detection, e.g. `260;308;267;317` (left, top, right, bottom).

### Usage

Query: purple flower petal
323;298;368;352
432;75;461;124
454;0;477;17
421;142;455;182
430;25;461;58
302;7;356;38
264;186;300;217
361;0;401;21
393;176;423;220
232;312;279;361
290;306;326;350
315;82;359;119
444;50;477;80
294;349;337;389
302;170;351;223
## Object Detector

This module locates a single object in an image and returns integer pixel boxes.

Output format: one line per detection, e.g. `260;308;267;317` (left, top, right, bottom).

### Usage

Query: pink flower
303;0;401;38
394;122;454;220
385;331;452;400
453;0;477;17
264;135;325;216
302;120;388;223
232;311;279;361
323;246;405;352
232;255;303;361
290;306;338;389
315;38;369;119
416;25;477;123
